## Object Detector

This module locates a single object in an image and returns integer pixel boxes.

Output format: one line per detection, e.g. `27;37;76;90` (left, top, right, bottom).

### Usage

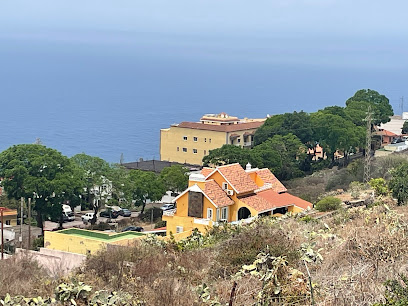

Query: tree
159;165;189;194
202;145;251;168
389;163;408;205
251;133;307;180
310;111;365;163
127;170;165;215
71;153;111;224
0;144;83;233
345;89;393;126
253;111;313;145
402;121;408;134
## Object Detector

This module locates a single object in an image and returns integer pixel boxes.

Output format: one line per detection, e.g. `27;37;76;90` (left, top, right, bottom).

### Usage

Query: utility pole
28;198;31;250
20;197;24;249
364;106;373;183
1;207;4;259
400;96;404;115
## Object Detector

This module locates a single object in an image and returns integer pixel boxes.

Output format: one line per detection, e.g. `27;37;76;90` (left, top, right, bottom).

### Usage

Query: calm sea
0;38;404;163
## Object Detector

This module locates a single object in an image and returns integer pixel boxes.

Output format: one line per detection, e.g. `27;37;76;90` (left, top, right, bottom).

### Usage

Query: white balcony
194;218;210;225
163;208;176;216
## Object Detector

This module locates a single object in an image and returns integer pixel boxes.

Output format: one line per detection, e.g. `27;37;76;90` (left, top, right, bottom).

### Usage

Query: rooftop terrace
58;228;144;242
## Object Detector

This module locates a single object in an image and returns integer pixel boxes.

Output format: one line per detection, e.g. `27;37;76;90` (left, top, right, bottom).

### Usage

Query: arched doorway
237;207;251;220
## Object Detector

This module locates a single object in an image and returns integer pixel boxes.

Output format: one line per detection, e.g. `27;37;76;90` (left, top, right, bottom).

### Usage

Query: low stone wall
15;248;86;276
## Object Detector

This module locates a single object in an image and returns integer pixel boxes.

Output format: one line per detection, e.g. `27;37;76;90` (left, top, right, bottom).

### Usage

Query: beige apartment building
160;113;265;165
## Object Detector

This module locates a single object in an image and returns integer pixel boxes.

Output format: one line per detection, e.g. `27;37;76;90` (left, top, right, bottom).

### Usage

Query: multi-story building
162;163;312;239
160;112;265;165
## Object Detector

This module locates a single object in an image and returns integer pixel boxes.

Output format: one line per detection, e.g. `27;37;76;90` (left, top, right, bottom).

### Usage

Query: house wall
173;188;216;221
162;215;213;236
160;127;226;165
288;205;303;214
1;210;18;226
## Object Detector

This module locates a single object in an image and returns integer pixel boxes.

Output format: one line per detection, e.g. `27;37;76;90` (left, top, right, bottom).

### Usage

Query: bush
32;236;44;251
154;220;166;228
140;207;163;223
315;196;342;212
369;178;388;196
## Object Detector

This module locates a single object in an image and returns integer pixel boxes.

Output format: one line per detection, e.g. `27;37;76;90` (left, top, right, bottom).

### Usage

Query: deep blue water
0;37;406;163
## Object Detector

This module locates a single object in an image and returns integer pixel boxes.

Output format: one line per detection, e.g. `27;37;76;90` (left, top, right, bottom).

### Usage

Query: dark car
99;210;119;219
122;226;144;232
119;208;132;217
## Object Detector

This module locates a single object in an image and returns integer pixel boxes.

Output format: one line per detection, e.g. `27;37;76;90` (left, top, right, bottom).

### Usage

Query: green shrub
140;207;163;223
315;196;342;212
154;220;166;229
369;178;388;196
374;274;408;305
32;236;44;251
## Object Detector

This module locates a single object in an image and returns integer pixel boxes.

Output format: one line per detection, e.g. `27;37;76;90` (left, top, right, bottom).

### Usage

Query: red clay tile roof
257;190;312;210
201;167;215;177
177;121;263;132
376;129;397;137
204;180;234;208
255;169;287;193
240;194;276;212
217;163;258;194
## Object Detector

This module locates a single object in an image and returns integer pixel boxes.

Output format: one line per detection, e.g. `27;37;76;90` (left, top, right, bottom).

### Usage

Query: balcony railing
163;208;176;216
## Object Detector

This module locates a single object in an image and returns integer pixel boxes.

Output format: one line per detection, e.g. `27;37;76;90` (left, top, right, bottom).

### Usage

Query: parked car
100;210;119;219
119;208;132;217
160;203;175;211
121;226;144;232
81;212;94;222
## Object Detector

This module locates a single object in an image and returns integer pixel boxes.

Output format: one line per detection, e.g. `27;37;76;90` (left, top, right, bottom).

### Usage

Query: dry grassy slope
1;198;408;305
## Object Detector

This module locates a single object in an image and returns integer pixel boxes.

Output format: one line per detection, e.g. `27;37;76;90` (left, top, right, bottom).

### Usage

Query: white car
160;203;175;211
81;212;95;222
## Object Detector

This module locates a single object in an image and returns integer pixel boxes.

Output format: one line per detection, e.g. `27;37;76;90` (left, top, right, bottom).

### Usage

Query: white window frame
193;137;198;142
221;207;228;220
222;182;228;190
193;149;198;154
182;148;187;152
183;136;188;141
207;208;213;220
176;226;184;233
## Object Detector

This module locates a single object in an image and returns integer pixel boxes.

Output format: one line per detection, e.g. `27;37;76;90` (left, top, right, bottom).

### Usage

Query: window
221;207;228;220
237;138;241;143
193;137;198;142
204;150;206;155
222;182;228;190
209;138;212;143
183;136;188;141
183;148;187;152
207;208;213;220
176;226;184;233
193;149;198;154
177;147;179;151
204;138;207;142
5;220;10;225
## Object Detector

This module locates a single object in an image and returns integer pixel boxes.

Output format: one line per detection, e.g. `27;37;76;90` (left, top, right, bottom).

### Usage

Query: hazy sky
1;1;408;70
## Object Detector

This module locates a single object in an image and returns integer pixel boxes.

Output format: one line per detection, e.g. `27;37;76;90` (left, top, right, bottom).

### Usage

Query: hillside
1;195;407;305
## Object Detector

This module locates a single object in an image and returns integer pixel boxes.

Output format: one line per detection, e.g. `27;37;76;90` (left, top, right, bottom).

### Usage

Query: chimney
246;162;252;171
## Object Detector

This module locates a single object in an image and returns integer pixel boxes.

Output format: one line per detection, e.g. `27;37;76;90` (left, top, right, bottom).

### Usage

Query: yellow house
162;163;312;238
44;228;145;255
0;207;18;226
160;113;265;165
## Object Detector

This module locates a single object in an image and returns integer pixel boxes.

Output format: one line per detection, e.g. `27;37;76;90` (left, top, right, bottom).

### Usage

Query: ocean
0;36;406;163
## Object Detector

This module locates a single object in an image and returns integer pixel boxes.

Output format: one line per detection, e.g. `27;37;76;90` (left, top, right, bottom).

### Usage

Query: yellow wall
288;205;303;213
160;127;226;165
44;231;144;255
173;188;216;221
162;215;213;237
160;126;259;165
2;210;17;226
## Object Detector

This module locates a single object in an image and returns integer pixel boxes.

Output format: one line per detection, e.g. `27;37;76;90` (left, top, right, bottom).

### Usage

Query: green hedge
315;196;342;212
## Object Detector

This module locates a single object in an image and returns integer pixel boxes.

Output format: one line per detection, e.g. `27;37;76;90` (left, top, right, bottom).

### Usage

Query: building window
221;207;228;220
177;147;179;151
193;137;198;142
193;149;198;154
222;182;228;190
237;138;241;143
183;148;187;152
204;150;206;155
183;136;188;141
176;226;184;233
209;138;212;143
207;208;213;220
5;220;10;225
204;138;207;142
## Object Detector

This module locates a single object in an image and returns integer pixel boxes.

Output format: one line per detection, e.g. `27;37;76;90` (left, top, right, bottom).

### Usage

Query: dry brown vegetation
3;196;408;305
